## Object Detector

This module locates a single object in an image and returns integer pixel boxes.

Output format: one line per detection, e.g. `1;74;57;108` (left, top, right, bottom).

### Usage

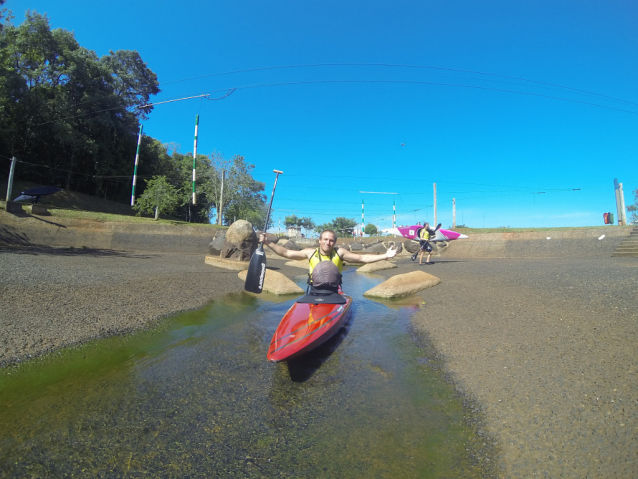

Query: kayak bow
267;291;353;362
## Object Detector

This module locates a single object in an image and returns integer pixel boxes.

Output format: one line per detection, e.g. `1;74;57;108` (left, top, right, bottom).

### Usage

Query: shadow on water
0;268;497;478
286;320;352;383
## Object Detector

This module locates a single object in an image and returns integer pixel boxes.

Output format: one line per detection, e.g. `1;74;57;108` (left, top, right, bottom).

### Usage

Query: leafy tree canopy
314;217;357;237
132;175;179;220
0;11;267;228
0;11;159;198
285;215;315;230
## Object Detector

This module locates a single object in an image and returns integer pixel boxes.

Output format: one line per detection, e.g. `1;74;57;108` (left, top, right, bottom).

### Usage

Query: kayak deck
267;293;353;362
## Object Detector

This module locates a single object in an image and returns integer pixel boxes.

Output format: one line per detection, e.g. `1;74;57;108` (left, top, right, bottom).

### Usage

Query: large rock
336;243;350;251
350;242;364;252
362;241;387;254
285;259;309;269
403;240;438;255
363;271;441;298
237;269;304;295
403;240;421;254
385;241;403;254
221;220;257;261
208;230;226;256
279;240;301;251
257;231;279;244
356;261;397;273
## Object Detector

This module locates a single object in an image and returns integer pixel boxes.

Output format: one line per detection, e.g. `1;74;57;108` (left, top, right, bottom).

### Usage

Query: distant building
287;226;302;238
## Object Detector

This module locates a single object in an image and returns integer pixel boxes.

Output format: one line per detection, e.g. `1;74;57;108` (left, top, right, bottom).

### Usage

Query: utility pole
614;178;627;225
433;182;437;226
453;198;456;228
192;115;199;205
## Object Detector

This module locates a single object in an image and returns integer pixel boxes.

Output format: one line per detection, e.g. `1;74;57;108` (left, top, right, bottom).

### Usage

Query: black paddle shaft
244;169;283;293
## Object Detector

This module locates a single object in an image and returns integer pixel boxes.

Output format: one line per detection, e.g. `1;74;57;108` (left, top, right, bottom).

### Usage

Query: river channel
0;268;495;478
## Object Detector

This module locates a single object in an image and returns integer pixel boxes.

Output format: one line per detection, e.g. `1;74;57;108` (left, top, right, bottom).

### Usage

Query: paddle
244;169;283;293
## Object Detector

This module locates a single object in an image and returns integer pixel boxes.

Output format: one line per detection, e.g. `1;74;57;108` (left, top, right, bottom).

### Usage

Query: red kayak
267;290;353;362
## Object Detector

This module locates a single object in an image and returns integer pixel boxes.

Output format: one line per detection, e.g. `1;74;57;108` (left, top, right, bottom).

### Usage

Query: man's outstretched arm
340;247;397;264
259;233;311;260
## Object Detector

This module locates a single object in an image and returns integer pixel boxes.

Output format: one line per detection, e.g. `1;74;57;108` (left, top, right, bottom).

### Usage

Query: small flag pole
192;115;199;205
131;125;143;206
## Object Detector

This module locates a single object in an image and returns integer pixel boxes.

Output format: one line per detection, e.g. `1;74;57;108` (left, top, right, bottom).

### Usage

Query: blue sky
5;0;637;230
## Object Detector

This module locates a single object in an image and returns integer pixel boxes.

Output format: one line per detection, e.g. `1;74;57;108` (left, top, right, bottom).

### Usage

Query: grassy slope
1;179;226;228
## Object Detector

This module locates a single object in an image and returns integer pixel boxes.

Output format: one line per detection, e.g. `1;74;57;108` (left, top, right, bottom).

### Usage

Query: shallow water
0;269;493;478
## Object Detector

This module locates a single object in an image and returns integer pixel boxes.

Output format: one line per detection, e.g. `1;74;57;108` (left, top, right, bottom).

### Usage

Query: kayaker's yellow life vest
308;248;343;274
419;228;430;240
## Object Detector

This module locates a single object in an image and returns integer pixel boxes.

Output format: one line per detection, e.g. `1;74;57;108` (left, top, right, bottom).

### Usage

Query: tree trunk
154;206;159;220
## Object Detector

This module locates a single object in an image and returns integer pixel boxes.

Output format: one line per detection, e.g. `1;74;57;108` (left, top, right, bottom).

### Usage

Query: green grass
47;207;224;227
1;178;227;228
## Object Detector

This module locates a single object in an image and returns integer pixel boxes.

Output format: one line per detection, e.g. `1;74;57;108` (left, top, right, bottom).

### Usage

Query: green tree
364;223;378;236
166;150;214;223
299;217;315;231
314;217;357;236
284;214;300;227
314;223;332;235
132;176;179;220
0;12;159;201
204;154;266;227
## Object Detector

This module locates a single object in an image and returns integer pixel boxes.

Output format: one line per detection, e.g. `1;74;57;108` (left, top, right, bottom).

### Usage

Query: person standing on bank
414;221;436;265
258;229;397;292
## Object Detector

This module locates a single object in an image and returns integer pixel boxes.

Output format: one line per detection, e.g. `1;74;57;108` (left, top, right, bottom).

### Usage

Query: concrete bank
0;210;219;254
441;226;632;258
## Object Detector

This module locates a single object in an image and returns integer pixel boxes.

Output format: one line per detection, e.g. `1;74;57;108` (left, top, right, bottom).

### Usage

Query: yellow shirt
308;248;343;274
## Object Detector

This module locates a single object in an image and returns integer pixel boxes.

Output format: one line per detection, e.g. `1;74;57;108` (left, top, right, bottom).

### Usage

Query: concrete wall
2;209;633;258
441;227;632;258
0;211;218;254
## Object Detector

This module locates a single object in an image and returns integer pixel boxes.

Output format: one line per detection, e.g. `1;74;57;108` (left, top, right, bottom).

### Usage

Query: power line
199;80;638;115
159;63;638;107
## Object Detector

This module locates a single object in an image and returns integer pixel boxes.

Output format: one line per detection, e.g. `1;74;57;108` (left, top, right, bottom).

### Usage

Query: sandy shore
1;240;637;478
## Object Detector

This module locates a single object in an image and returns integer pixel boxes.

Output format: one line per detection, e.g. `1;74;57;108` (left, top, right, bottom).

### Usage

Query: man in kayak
259;229;397;291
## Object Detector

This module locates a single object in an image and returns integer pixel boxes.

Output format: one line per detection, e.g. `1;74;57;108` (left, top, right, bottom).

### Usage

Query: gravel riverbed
382;255;638;478
1;243;637;478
